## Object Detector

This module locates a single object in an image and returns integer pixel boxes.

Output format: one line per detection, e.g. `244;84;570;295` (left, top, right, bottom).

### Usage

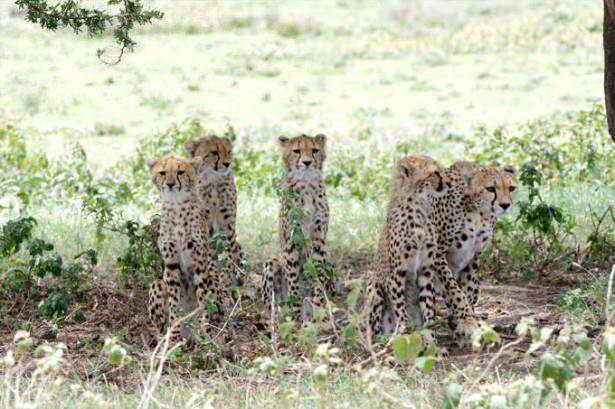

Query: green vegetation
0;0;613;407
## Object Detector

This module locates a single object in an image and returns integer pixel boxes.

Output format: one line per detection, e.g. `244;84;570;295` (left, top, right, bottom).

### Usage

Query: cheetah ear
184;140;197;157
314;133;326;147
278;136;289;146
147;157;157;171
398;163;411;178
503;165;516;174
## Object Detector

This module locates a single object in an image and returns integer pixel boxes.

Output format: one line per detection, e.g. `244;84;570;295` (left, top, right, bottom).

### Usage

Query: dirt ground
0;253;597;388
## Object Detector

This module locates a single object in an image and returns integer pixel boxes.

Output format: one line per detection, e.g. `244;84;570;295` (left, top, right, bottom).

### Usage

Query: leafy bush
115;216;162;287
467;104;614;183
0;216;97;319
488;164;575;277
0;124;96;214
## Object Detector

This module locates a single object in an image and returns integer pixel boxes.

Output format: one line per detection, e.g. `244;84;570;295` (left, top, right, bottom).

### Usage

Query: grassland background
0;0;613;407
0;0;609;261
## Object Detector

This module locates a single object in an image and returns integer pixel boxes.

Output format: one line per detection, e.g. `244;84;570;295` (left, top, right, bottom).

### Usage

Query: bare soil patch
0;253;598;388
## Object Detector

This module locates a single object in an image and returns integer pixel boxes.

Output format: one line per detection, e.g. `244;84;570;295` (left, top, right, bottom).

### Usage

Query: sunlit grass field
0;1;613;408
0;0;603;162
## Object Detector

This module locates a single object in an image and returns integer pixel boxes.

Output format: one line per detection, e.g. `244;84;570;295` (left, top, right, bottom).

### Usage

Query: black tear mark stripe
214;144;221;169
491;188;497;208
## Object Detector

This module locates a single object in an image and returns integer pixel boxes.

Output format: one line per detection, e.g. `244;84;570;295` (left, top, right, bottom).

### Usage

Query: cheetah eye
177;170;185;175
292;149;300;154
158;171;166;176
509;186;516;192
486;186;496;193
312;148;319;154
211;150;218;156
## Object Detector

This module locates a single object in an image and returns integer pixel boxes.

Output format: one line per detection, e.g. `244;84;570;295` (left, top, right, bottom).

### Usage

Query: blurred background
0;0;603;166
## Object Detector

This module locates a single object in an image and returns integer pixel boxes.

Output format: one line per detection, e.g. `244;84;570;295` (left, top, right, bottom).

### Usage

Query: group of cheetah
145;133;517;346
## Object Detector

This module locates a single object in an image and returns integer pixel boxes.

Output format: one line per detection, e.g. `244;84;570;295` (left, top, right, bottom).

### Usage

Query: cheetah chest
292;183;326;241
208;188;223;234
169;224;197;274
200;184;229;235
300;194;318;239
448;213;493;277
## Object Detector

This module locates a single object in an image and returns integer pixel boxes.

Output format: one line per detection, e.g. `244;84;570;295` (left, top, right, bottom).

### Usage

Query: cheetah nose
166;181;176;189
303;160;312;167
223;162;231;168
500;203;511;210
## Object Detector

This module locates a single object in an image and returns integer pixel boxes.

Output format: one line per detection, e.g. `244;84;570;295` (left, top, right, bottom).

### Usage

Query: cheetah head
449;160;480;187
278;134;326;177
184;135;233;176
147;156;196;200
394;155;447;196
468;165;517;217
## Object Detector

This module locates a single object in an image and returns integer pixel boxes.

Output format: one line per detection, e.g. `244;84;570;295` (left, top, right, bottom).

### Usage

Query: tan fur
447;164;517;307
366;156;478;340
366;155;477;340
262;134;330;320
184;135;244;288
146;156;231;342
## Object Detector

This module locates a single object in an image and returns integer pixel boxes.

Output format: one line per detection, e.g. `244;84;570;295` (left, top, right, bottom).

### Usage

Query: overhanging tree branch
14;0;163;65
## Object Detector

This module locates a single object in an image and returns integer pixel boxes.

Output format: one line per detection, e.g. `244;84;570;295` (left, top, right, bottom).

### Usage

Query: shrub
0;216;97;320
467;104;614;183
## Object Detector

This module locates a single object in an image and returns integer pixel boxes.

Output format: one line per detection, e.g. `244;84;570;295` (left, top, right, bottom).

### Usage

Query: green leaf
442;383;462;409
537;353;575;392
343;323;357;347
392;333;421;364
107;346;125;365
279;320;294;344
414;355;436;373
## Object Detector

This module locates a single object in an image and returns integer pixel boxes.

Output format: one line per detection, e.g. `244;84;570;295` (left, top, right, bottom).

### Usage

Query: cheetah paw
454;316;478;341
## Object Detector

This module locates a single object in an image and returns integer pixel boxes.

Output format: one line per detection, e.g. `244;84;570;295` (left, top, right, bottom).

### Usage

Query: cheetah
366;155;476;339
262;134;331;320
185;135;245;288
424;160;481;328
446;163;517;308
147;156;231;342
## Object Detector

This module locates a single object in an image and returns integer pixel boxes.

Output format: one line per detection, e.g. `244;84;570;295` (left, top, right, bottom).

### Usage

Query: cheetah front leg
162;262;183;343
433;254;477;340
197;252;231;320
415;238;438;328
281;241;303;318
148;278;168;336
219;185;245;287
307;230;330;313
365;274;387;339
261;257;285;314
385;267;410;334
458;258;481;308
